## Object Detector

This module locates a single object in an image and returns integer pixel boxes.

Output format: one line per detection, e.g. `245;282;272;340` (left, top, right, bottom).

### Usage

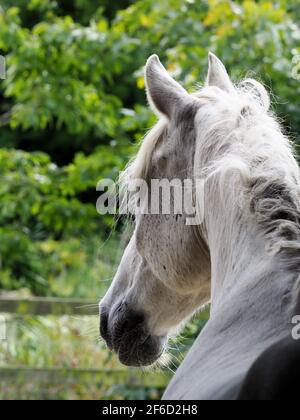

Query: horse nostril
112;309;145;349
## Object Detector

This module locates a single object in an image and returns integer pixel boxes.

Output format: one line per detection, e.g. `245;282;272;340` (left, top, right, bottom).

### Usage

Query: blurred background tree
0;0;299;399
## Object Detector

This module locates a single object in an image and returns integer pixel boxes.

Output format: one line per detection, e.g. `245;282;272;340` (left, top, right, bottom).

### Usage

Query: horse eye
157;155;167;170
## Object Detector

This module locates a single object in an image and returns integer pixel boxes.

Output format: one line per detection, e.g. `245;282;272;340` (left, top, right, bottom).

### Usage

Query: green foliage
1;1;300;142
0;147;121;294
0;0;299;301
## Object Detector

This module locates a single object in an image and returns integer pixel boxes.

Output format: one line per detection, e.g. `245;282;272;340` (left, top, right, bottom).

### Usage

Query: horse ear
207;52;235;93
145;54;189;118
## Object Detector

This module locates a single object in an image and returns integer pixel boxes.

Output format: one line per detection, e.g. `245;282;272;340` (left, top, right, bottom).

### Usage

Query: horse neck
202;183;298;332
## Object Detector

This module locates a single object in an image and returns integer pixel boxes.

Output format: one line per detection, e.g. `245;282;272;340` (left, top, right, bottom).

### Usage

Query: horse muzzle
99;302;165;366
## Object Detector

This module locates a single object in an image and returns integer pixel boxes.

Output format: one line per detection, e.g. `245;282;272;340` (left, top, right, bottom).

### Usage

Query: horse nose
100;301;165;366
105;301;145;352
